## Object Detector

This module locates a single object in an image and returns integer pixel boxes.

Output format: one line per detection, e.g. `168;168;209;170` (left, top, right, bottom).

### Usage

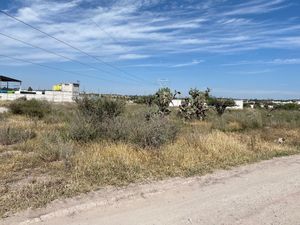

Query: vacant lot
1;98;300;218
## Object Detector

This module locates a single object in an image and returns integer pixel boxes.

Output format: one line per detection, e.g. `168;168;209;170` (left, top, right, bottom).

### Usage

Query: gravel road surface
2;155;300;225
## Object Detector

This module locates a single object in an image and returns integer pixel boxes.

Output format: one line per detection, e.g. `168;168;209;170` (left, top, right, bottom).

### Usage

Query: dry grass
0;105;300;218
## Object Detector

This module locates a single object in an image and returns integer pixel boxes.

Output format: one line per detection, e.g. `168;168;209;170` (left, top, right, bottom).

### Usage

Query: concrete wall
0;91;79;103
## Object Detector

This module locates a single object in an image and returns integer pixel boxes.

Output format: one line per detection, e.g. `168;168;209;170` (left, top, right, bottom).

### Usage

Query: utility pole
157;78;169;88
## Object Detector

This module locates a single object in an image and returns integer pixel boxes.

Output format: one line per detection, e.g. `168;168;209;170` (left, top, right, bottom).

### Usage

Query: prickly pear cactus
154;88;174;115
179;88;209;120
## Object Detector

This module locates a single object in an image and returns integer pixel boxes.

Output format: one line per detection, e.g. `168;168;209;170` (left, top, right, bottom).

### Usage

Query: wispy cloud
223;0;288;16
0;0;299;67
125;60;203;68
271;58;300;65
223;58;300;66
118;54;150;60
228;69;273;75
170;60;204;68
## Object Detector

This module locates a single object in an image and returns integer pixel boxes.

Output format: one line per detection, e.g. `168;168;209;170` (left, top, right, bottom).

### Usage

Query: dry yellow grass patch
1;109;300;218
72;128;299;187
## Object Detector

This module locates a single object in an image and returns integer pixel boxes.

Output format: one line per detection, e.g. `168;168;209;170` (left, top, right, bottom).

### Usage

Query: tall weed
9;98;51;119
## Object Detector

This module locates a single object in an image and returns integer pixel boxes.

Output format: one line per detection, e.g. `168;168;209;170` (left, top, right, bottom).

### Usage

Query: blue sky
0;0;300;99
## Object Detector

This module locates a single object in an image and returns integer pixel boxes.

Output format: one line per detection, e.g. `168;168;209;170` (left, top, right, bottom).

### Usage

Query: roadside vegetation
1;89;300;217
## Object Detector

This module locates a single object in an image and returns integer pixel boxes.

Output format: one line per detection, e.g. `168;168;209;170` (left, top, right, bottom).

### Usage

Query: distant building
0;75;22;92
52;83;80;93
228;100;244;110
0;75;79;103
169;99;183;107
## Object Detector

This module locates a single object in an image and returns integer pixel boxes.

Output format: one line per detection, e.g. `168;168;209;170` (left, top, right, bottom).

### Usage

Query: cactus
153;88;180;116
179;88;209;120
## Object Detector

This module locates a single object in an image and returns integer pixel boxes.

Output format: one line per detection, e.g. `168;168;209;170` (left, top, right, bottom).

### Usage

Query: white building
169;99;183;107
228;100;244;110
0;78;80;103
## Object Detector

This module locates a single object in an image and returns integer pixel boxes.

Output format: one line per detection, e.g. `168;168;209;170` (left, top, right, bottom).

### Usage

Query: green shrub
68;114;99;142
0;126;36;145
9;98;51;118
68;96;125;143
129;115;179;148
76;96;125;122
99;114;180;148
274;103;300;111
69;102;180;148
134;95;155;106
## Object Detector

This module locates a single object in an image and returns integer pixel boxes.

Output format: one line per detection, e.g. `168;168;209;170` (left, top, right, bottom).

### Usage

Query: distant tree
27;86;33;91
243;102;252;108
208;98;236;116
274;103;300;111
260;100;274;110
253;100;262;109
135;95;155;106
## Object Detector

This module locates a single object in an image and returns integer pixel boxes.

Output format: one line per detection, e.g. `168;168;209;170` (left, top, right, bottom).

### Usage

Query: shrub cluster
130;115;179;148
9;98;51;118
68;96;179;148
134;95;155;106
68;96;125;142
210;110;263;131
274;103;300;111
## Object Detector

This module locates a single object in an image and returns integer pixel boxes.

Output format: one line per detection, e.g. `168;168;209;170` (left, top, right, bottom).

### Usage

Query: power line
89;18;156;85
0;54;134;85
0;31;141;85
89;19;120;45
0;10;155;86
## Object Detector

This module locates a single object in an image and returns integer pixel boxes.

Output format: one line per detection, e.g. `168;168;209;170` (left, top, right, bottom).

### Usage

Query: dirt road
2;155;300;225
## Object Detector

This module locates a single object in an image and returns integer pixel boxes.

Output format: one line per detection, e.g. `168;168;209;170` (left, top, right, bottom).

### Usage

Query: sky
0;0;300;99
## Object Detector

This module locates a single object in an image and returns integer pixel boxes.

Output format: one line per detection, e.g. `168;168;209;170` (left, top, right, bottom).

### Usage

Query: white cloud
228;69;272;75
0;0;299;66
223;0;287;16
125;60;204;68
171;60;204;68
17;7;40;22
223;58;300;66
271;58;300;64
118;54;150;60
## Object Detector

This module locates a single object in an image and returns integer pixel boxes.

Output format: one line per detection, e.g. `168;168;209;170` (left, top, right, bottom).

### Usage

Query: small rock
277;138;286;144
